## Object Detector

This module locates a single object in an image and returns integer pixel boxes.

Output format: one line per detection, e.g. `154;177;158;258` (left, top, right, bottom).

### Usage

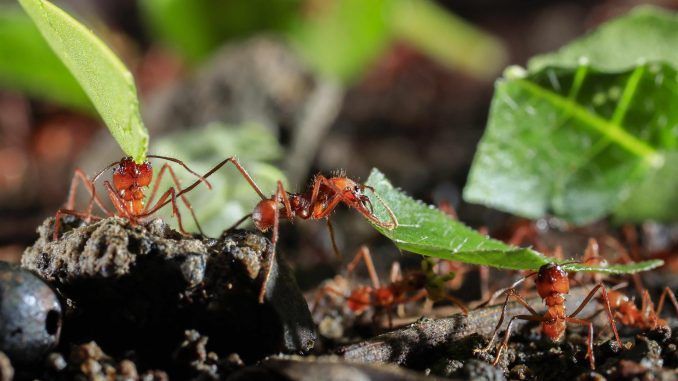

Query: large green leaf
18;0;149;163
464;7;678;224
365;169;662;273
0;6;89;109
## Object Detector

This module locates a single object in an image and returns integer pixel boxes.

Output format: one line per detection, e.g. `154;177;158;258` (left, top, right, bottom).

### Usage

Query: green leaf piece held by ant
18;0;149;163
365;168;663;274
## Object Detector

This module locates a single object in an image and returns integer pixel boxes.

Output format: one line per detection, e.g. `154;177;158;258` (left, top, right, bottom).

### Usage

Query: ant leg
226;213;253;231
103;181;133;220
565;317;596;369
145;163;205;234
568;284;622;347
477;271;538;309
479;266;490;301
52;209;103;241
257;183;283;303
143;185;190;234
478;288;541;353
346;245;380;289
145;157;268;215
326;218;341;259
444;294;469;315
604;235;645;295
492;314;542;366
64;169;111;218
146;154;212;189
655;287;678;317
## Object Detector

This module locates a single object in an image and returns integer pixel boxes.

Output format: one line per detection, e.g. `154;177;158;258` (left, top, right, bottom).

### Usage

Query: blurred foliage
19;0;149;162
464;6;678;224
287;0;392;83
2;0;505;111
0;5;90;110
139;0;300;63
366;169;663;273
141;0;506;82
151;123;286;237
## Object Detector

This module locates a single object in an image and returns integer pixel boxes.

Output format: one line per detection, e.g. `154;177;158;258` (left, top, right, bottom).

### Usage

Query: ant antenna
477;271;538;308
147;154;212;189
365;187;398;230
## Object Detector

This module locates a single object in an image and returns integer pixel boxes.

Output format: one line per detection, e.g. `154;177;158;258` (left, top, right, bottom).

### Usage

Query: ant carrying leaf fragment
363;168;663;274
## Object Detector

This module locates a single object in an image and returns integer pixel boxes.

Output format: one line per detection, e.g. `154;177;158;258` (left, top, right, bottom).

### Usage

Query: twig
336;287;596;365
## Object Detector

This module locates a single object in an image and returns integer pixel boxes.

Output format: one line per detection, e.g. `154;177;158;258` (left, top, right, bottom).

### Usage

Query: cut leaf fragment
365;168;663;274
18;0;149;163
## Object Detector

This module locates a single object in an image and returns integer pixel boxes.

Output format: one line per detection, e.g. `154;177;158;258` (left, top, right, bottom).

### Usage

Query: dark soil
1;216;675;380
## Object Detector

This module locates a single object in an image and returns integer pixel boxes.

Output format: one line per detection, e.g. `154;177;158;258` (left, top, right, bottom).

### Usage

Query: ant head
252;199;277;232
536;263;569;298
113;157;152;191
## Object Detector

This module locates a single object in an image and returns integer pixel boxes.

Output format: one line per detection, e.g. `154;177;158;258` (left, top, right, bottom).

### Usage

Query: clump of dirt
18;216;315;378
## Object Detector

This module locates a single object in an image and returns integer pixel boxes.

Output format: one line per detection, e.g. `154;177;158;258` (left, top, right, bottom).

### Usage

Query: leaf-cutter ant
478;262;622;370
313;245;467;329
53;155;210;240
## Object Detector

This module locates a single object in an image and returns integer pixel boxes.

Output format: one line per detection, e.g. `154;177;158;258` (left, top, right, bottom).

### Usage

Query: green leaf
562;260;664;275
464;7;678;224
18;0;149;163
288;0;392;83
529;6;678;72
151;123;286;237
390;0;507;79
0;6;90;109
365;169;662;273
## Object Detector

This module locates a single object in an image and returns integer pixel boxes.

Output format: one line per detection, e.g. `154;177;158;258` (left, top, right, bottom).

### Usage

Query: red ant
478;262;622;370
56;156;397;302
53;155;211;241
226;167;398;302
603;286;678;331
313;246;467;329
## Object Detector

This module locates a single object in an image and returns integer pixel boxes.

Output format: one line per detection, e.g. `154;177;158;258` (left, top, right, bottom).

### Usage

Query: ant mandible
314;246;467;329
53;155;211;241
479;263;622;370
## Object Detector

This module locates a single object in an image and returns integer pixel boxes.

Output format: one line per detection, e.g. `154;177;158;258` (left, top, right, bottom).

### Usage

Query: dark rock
0;262;61;365
21;217;315;365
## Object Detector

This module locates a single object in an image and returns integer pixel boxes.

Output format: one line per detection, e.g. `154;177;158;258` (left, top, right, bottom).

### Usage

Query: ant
478;262;622;370
57;156;397;302
226;167;398;302
313;246;467;329
53;155;211;241
602;286;678;332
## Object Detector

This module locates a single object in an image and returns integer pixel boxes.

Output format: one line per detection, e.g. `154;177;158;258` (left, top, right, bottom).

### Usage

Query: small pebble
0;262;61;365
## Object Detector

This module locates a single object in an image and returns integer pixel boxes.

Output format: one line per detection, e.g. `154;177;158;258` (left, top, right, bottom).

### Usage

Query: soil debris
21;216;315;368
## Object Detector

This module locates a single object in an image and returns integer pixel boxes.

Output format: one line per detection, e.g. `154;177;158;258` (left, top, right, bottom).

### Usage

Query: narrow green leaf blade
366;168;664;274
18;0;148;162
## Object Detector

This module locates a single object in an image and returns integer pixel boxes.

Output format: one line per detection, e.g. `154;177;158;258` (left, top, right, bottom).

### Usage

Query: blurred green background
0;0;673;275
